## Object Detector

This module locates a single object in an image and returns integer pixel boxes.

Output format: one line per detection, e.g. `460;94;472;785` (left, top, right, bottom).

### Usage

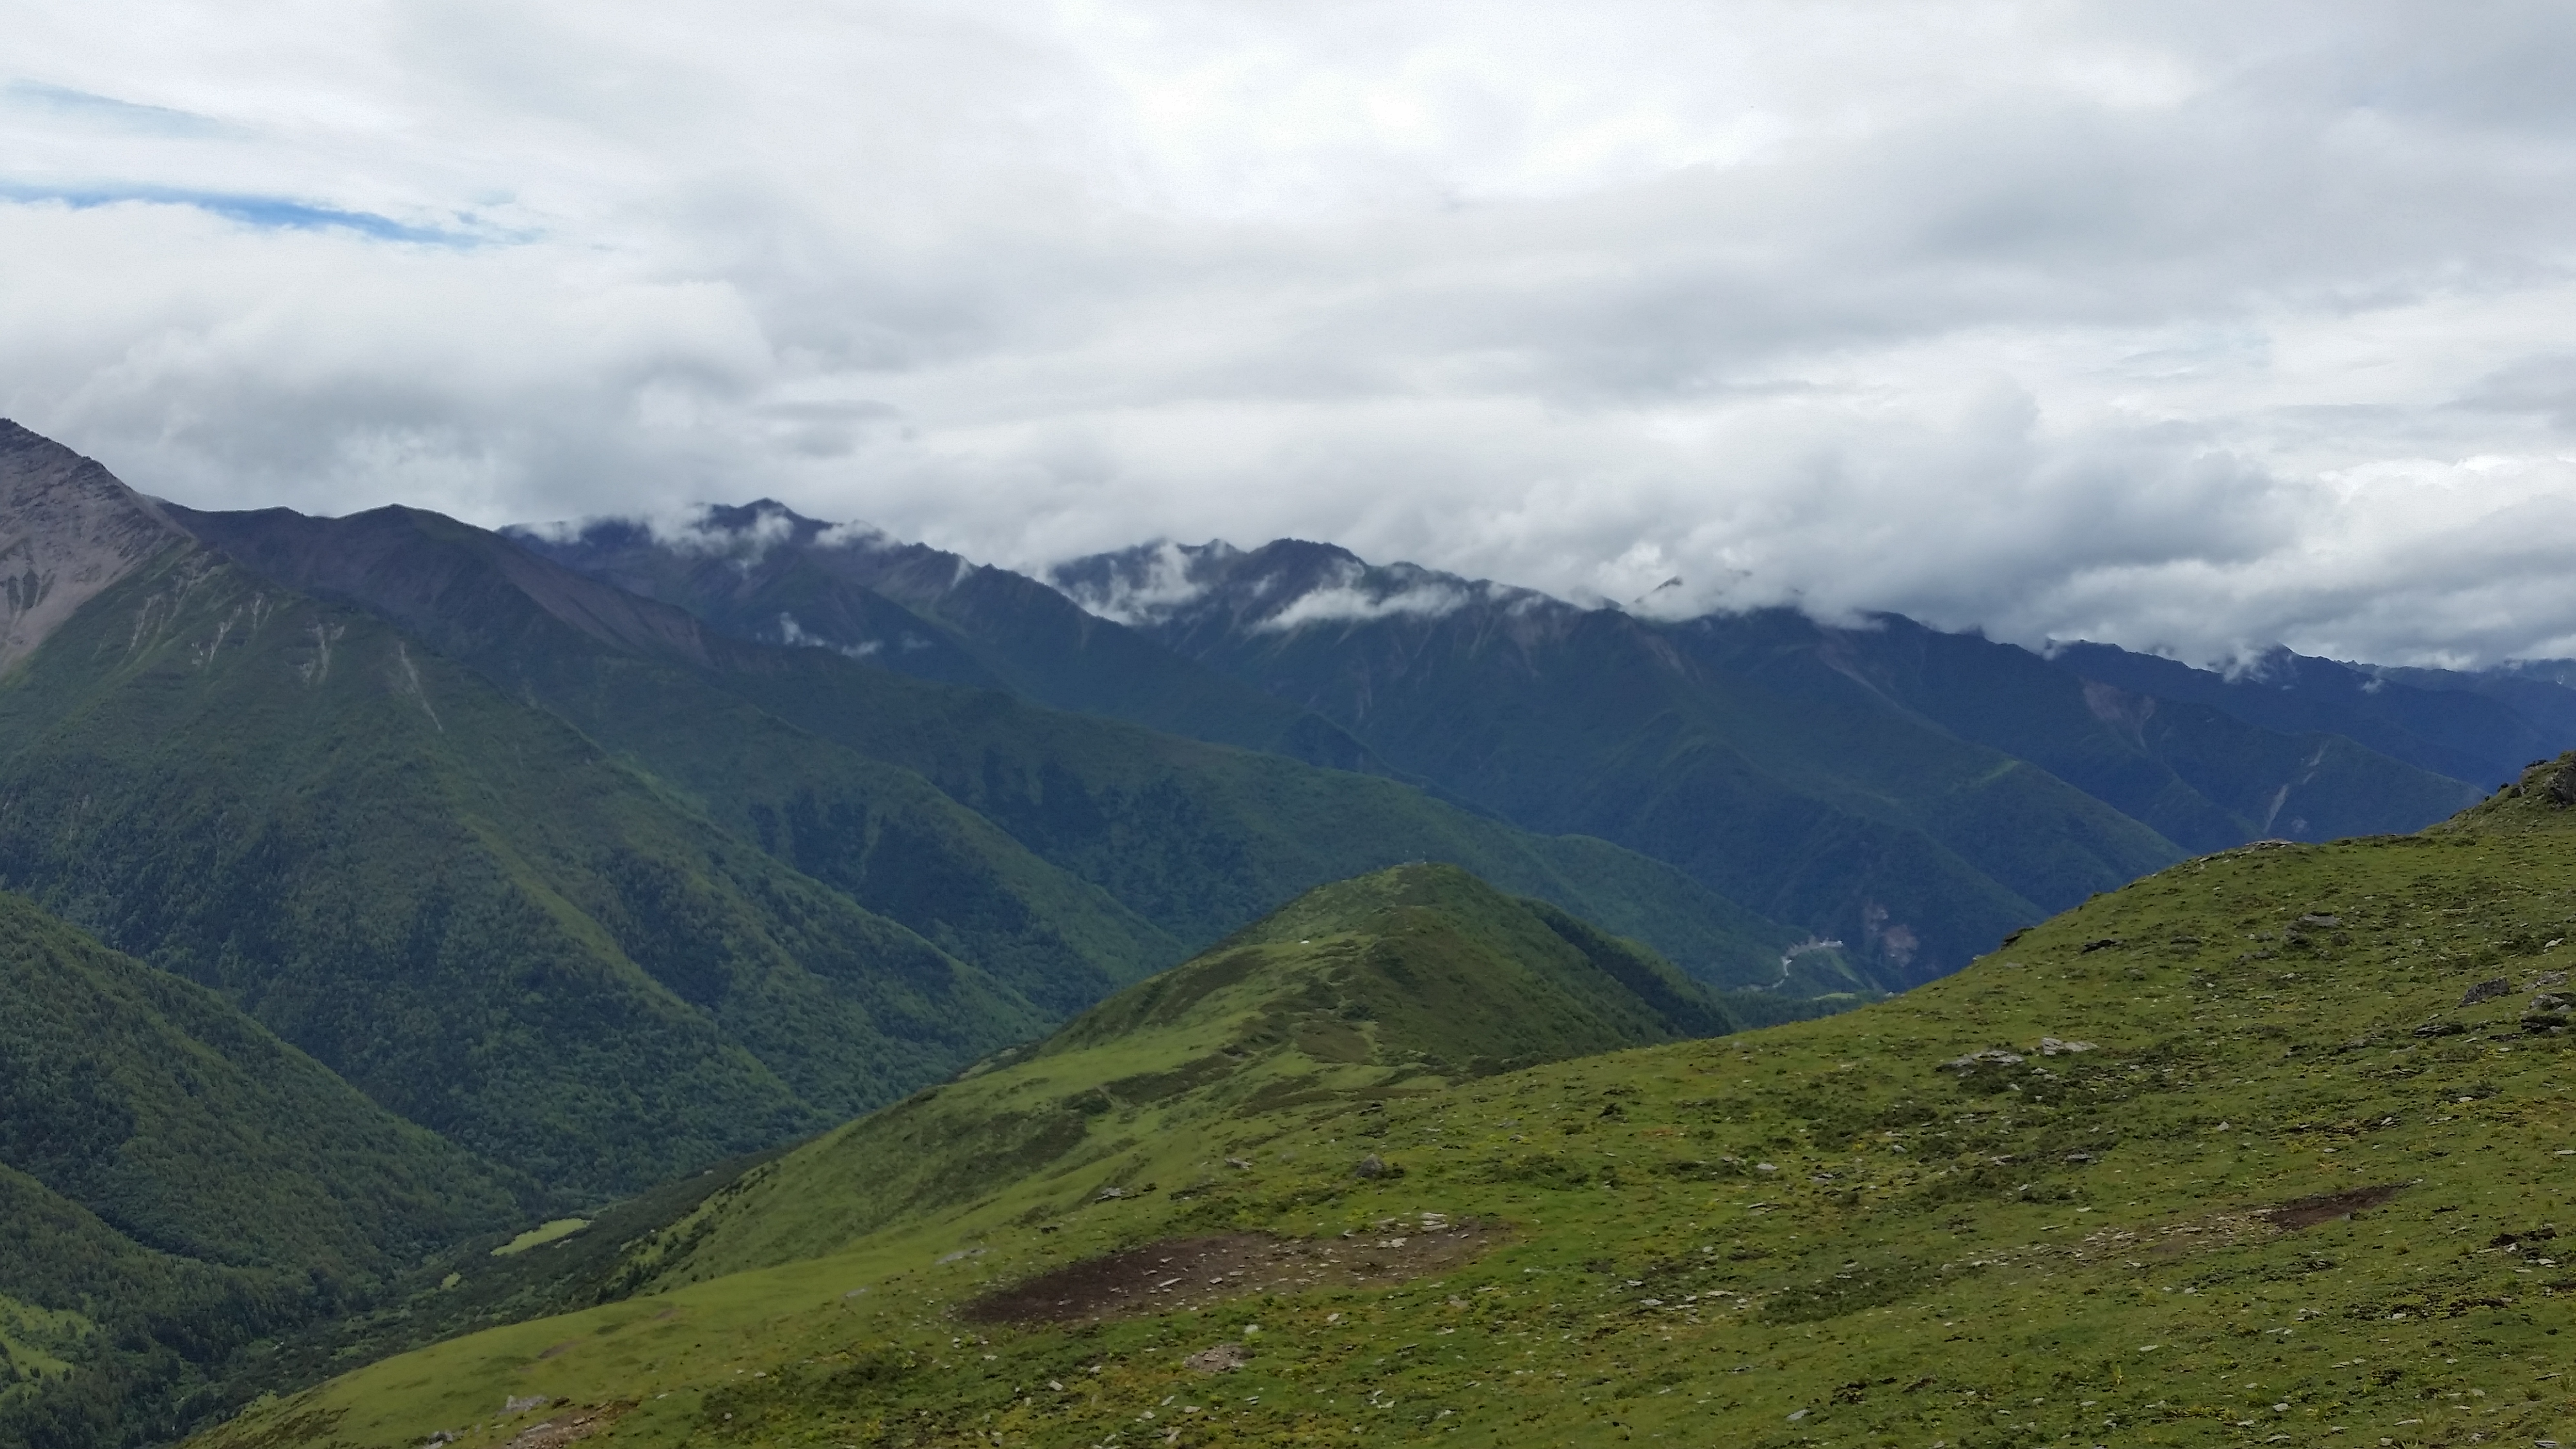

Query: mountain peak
0;420;190;676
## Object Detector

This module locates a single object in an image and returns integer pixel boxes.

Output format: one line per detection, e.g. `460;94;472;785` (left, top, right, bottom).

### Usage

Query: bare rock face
0;420;188;676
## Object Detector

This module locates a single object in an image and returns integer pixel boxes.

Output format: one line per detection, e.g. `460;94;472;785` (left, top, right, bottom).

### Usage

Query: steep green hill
208;760;2576;1449
0;541;1045;1195
599;864;1735;1292
0;892;522;1449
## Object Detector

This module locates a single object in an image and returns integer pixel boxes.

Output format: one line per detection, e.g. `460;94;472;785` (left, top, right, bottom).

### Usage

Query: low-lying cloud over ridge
10;3;2576;666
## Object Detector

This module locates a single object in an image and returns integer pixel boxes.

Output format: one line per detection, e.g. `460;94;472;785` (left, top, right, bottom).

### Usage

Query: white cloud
7;2;2576;663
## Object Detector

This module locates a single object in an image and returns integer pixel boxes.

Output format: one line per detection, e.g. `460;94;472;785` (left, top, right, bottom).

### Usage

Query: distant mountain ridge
1046;537;2497;981
507;505;2543;988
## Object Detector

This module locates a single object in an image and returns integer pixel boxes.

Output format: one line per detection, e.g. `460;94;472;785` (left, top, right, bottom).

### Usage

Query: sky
8;1;2576;665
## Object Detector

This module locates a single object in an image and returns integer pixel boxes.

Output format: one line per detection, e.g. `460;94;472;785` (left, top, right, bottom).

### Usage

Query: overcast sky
8;2;2576;665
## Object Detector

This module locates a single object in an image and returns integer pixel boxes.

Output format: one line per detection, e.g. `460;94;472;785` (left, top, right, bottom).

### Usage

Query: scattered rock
2078;939;2123;953
1354;1154;1388;1179
1224;1157;1253;1169
2065;1151;2094;1164
2536;969;2570;989
2037;1037;2096;1056
2412;1019;2465;1038
1944;1048;2025;1070
421;1433;460;1448
935;1247;989;1264
2460;978;2516;1007
503;1397;552;1415
1095;1186;1127;1201
2299;913;2342;928
1183;1343;1249;1374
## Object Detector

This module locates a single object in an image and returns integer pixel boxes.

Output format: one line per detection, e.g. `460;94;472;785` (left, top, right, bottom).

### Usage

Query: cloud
8;3;2576;664
1252;569;1473;632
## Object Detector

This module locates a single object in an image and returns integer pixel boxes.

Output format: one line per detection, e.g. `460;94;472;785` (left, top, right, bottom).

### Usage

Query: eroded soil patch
2263;1183;2406;1230
500;1402;629;1449
959;1221;1502;1326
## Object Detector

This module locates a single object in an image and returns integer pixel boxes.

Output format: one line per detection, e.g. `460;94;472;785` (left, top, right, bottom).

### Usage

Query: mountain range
4;414;2576;1446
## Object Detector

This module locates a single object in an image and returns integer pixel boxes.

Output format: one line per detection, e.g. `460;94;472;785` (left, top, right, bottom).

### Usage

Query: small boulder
2459;978;2515;1007
2412;1019;2465;1038
2299;913;2342;929
1184;1343;1249;1373
1944;1048;2025;1070
2534;969;2570;989
1354;1154;1388;1179
2036;1037;2096;1056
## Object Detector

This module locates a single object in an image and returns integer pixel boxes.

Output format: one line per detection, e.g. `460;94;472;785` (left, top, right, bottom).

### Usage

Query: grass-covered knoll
600;864;1735;1294
206;763;2576;1449
0;543;1043;1196
0;891;523;1448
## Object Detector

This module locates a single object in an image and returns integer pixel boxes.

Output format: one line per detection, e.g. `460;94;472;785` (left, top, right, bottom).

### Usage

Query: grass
197;763;2576;1449
492;1221;595;1258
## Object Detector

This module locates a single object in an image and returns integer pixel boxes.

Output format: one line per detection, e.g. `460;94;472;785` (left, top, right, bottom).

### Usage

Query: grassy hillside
205;760;2576;1449
596;864;1734;1294
0;544;1046;1195
0;892;523;1449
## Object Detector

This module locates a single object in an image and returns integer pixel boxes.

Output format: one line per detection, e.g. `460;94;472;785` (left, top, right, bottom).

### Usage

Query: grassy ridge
203;762;2576;1449
596;864;1734;1293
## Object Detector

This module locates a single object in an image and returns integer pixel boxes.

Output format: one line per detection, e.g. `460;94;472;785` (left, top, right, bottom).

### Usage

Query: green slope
0;543;1043;1195
209;760;2576;1449
0;891;522;1448
167;501;1185;1020
600;864;1733;1292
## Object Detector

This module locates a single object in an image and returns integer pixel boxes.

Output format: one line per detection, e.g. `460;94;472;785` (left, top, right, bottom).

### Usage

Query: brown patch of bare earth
2052;1184;2409;1264
958;1219;1503;1327
500;1402;630;1449
2262;1183;2407;1230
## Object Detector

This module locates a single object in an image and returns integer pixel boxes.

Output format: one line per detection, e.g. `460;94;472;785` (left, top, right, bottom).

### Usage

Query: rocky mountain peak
0;420;190;676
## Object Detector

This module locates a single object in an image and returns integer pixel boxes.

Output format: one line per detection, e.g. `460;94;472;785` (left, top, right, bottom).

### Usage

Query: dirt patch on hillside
2262;1183;2407;1230
501;1402;629;1449
958;1219;1503;1327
